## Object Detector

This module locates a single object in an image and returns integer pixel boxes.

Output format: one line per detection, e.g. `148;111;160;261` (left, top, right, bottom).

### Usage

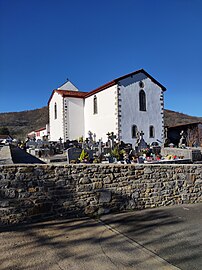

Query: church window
132;125;138;138
54;102;57;119
149;125;155;138
139;81;144;88
139;90;146;111
93;95;98;114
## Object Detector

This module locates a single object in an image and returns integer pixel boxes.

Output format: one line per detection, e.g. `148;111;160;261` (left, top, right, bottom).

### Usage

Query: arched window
149;125;155;138
54;102;57;119
132;125;138;138
93;95;98;114
139;90;146;111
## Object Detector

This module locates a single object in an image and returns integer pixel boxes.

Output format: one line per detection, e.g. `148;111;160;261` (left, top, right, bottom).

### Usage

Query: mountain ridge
0;107;201;140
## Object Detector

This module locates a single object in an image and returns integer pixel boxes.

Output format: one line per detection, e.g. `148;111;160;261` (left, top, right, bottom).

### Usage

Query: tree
0;127;10;135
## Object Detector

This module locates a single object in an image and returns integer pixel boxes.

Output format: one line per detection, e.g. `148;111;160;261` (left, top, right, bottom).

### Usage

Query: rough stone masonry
0;164;201;225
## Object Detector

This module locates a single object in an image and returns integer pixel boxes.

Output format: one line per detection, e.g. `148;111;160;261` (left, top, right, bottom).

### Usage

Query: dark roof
85;68;166;98
48;69;166;103
169;122;202;128
0;135;13;140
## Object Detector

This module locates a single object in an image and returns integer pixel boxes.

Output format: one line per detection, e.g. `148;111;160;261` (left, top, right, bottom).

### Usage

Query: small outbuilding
167;122;202;147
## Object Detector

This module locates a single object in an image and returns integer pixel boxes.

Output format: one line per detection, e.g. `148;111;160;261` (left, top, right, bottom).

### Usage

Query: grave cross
59;137;63;152
140;130;144;139
106;132;111;148
98;139;102;155
88;130;93;142
93;133;96;142
110;132;116;150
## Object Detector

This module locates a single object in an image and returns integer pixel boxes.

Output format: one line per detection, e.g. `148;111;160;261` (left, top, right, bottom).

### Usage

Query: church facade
48;69;166;146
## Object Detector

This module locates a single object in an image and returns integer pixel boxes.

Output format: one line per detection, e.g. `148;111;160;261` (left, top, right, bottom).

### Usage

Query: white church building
48;69;166;146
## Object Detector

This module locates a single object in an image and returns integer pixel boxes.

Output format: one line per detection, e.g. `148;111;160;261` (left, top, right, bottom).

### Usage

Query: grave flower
79;149;89;163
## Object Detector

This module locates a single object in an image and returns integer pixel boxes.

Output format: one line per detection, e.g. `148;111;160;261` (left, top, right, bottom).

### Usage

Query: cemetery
23;128;202;165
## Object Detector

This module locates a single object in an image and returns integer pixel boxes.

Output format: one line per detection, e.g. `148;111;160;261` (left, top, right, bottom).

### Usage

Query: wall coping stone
1;163;202;168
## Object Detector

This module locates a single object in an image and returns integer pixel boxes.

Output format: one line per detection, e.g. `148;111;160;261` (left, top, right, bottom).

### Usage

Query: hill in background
164;109;202;127
0;107;201;140
0;107;48;140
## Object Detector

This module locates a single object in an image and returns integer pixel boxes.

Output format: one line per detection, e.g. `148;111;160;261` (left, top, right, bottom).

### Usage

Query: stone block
0;200;9;207
93;182;103;189
98;207;110;215
99;191;112;203
28;187;37;193
85;205;98;215
79;177;91;184
131;191;140;200
5;189;16;198
144;167;153;174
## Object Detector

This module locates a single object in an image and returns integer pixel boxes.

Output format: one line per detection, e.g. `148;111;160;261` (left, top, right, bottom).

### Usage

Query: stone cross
106;132;116;150
140;130;144;140
106;132;111;148
98;139;102;155
59;137;63;152
88;131;93;142
93;133;96;142
110;132;116;150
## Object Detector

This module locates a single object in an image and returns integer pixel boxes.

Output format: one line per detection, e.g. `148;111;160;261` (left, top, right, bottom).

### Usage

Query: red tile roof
56;90;87;98
34;127;46;132
48;69;166;104
48;90;87;105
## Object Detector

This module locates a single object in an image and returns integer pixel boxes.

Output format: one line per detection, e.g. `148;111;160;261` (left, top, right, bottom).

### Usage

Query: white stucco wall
35;124;50;141
119;73;164;146
84;85;118;142
49;92;64;141
64;97;84;140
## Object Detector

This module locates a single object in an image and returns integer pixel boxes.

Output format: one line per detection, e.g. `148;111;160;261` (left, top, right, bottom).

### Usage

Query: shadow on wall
0;163;202;225
10;145;45;164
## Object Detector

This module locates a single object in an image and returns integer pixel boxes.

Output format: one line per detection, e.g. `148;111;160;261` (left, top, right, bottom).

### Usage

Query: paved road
0;217;179;270
0;204;201;270
101;203;202;270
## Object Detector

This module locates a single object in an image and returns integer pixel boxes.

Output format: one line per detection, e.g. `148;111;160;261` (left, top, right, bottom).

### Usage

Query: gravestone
98;139;102;155
87;149;94;160
66;147;82;163
26;140;37;149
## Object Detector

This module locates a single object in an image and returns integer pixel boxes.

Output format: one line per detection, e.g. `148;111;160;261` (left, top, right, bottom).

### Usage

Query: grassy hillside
0;106;201;140
0;107;48;140
164;109;202;127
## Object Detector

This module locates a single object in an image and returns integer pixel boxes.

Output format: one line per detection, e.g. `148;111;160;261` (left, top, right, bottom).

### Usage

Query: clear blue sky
0;0;202;116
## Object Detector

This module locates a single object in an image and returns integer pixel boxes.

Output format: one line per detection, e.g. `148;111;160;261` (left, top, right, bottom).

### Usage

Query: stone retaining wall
0;145;13;165
161;147;202;162
0;164;201;225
